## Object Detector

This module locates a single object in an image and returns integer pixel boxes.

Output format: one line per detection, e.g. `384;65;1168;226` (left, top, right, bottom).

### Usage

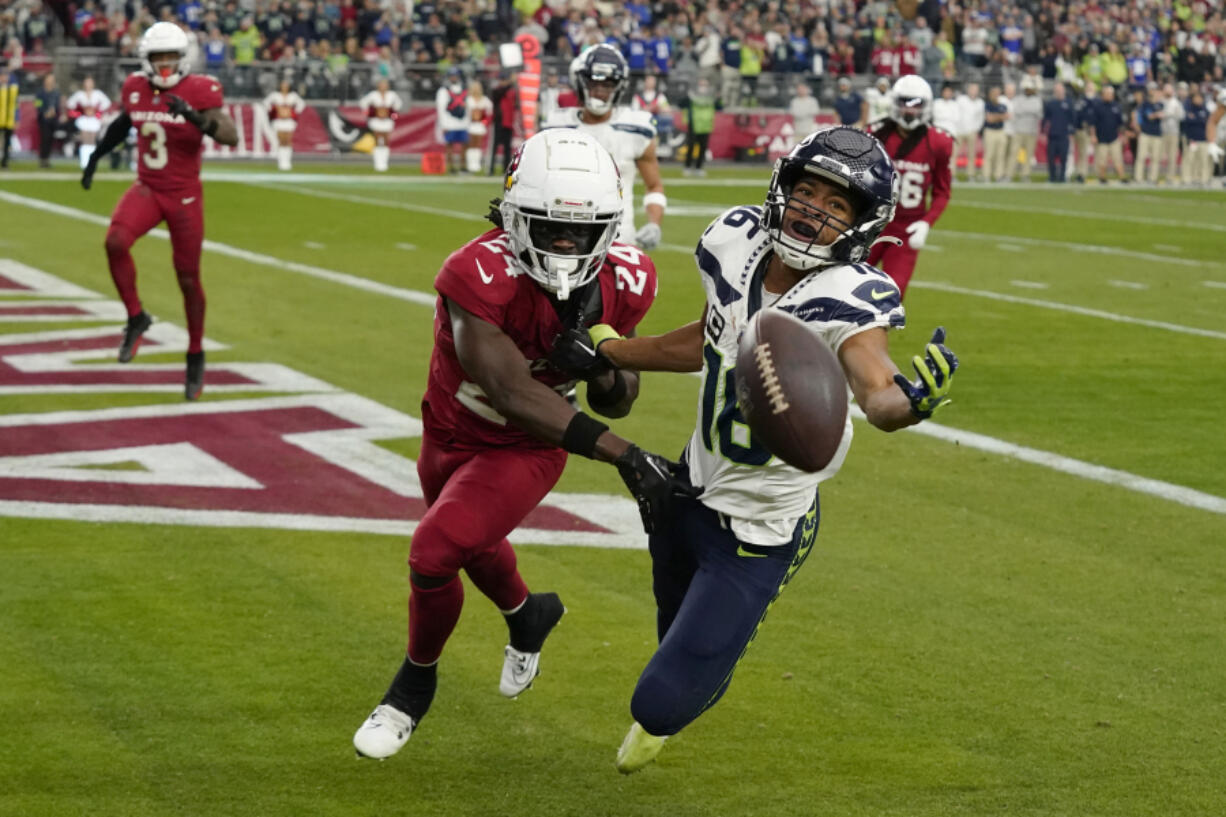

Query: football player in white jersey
542;45;666;250
552;126;960;773
264;76;304;171
66;76;111;170
360;77;403;172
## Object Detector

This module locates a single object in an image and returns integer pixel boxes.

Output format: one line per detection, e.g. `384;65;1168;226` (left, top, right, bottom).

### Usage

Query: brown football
734;309;849;473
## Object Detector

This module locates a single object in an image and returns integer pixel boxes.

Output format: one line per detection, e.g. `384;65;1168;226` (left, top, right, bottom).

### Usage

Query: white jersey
67;89;110;117
264;90;304;118
865;87;892;124
687;206;905;545
542;106;656;243
361;89;403;118
436;85;469;133
932;97;961;134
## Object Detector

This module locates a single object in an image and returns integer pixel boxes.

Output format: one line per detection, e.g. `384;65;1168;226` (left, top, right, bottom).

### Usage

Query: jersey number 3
140;121;169;170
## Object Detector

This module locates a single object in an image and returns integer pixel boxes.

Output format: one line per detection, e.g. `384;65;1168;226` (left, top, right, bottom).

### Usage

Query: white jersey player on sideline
66;76;110;170
865;76;893;125
542;44;666;249
264;77;304;171
360;77;403;172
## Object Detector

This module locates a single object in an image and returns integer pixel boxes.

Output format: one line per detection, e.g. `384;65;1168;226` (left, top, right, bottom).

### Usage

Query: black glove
549;325;613;381
163;94;205;129
81;156;98;191
614;445;700;534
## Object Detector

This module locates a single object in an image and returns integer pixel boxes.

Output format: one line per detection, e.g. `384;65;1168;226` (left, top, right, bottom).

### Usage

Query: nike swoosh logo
736;545;769;558
870;287;895;300
181;197;196;205
476;259;493;284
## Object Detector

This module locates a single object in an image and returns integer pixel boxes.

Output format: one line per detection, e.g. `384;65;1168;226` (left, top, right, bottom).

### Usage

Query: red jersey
424;229;658;449
869;121;954;224
121;72;225;193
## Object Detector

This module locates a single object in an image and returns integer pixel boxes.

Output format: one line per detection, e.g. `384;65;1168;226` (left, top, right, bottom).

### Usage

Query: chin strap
870;235;904;249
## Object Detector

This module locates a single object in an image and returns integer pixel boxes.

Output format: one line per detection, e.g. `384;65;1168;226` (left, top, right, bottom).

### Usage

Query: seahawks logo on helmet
764;126;898;271
569;44;629;118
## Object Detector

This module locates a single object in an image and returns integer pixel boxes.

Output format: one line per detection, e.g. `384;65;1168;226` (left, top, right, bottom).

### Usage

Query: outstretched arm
597;310;706;373
839;326;958;431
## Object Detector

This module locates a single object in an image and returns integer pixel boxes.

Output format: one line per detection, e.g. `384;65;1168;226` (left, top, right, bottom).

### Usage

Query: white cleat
499;646;541;698
353;703;415;759
616;721;667;774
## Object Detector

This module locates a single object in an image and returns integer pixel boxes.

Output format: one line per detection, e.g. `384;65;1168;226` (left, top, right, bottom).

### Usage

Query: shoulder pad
611;108;657;139
542;109;579;128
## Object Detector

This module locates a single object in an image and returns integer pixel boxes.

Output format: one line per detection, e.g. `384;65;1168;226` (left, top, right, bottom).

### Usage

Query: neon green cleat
615;722;667;774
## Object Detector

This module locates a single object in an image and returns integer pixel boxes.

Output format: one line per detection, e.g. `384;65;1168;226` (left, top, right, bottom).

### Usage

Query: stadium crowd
2;0;1225;181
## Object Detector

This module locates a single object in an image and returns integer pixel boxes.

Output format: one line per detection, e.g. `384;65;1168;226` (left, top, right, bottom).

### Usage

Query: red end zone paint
0;401;608;533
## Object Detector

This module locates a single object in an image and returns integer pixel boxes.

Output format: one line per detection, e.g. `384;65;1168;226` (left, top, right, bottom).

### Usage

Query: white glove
634;221;662;250
1208;143;1225;163
905;220;930;250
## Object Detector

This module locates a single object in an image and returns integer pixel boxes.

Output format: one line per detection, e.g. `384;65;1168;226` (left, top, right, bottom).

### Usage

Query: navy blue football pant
1048;137;1069;182
629;492;819;737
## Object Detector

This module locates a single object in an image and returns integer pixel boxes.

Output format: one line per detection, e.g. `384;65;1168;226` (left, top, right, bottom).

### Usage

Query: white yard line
951;198;1226;233
912;280;1226;340
3;188;1223;517
938;229;1226;268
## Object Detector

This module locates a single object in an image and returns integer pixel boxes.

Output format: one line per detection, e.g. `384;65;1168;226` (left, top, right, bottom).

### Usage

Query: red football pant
406;434;567;665
866;219;921;297
105;181;206;353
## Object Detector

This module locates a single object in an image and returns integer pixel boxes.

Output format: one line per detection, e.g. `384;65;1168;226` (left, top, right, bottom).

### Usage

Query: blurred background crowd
1;0;1224;181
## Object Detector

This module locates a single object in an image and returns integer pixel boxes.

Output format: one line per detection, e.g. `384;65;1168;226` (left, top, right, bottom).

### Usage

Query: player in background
66;76;110;170
866;75;953;297
264;76;303;172
352;129;693;761
360;77;402;172
543;45;666;251
865;75;893;125
435;67;468;174
80;21;238;401
464;79;493;174
551;126;959;774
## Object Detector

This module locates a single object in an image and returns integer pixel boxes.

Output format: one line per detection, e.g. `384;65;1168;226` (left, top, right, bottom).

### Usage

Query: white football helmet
890;75;933;130
500;129;623;300
140;22;191;90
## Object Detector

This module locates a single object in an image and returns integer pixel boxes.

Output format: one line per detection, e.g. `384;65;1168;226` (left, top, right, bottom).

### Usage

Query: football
734;309;849;473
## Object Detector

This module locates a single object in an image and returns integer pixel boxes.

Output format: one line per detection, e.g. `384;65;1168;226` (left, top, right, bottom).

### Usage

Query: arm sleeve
92;111;133;161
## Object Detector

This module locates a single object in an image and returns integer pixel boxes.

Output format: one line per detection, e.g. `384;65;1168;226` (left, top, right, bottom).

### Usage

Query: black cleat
185;351;205;401
500;592;566;697
117;311;152;362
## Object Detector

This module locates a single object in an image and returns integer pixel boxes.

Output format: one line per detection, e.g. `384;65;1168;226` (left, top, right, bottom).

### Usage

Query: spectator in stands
896;31;921;76
832;76;866;127
695;24;722;89
961;14;990;69
739;23;765;107
1092;84;1127;182
719;24;741;107
203;27;228;71
1043;81;1075;182
827;37;856;77
230;16;262;71
34;71;60;168
650;23;672;76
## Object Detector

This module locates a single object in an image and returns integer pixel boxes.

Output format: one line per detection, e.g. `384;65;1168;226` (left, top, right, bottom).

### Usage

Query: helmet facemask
766;161;866;271
892;96;929;129
500;202;621;300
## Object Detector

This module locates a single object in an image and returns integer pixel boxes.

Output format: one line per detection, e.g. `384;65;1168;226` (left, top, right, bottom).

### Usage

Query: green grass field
1;160;1224;817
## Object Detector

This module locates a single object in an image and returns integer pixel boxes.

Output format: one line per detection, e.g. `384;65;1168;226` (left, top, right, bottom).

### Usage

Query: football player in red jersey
867;75;954;298
352;129;693;761
80;21;238;400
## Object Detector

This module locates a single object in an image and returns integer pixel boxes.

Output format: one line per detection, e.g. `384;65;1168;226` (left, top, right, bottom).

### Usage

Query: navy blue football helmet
764;126;898;270
570;44;629;117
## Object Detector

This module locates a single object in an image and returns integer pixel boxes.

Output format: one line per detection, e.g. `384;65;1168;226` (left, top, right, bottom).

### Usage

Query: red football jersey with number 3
121;72;225;192
423;228;658;449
